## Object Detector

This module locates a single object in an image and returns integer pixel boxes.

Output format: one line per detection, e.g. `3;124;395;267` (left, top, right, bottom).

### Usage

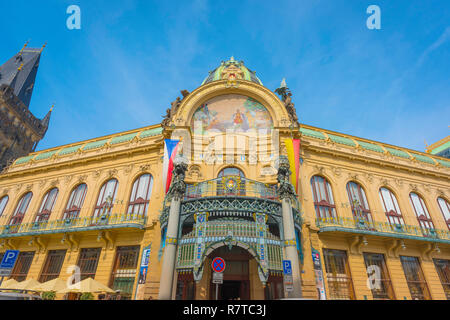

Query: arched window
127;174;153;216
93;179;118;218
63;184;87;220
35;188;59;223
0;195;8;217
409;193;435;233
9;192;33;225
346;182;372;222
379;188;404;226
217;167;245;196
437;197;450;230
310;176;337;219
217;167;245;178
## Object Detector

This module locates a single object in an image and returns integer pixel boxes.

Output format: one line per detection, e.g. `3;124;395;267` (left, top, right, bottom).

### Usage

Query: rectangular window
9;251;35;281
400;256;431;300
433;259;450;300
322;249;355;300
109;246;140;300
363;252;395;300
39;250;67;283
77;248;102;280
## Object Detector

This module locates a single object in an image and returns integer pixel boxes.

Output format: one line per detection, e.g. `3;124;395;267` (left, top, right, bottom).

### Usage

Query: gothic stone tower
0;44;51;170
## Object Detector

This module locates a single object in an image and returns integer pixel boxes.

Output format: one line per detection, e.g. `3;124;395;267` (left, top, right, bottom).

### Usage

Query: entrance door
208;247;251;300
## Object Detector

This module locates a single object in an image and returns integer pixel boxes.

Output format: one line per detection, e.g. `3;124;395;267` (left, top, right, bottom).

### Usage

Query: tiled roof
299;125;450;169
327;133;356;147
12;125;162;166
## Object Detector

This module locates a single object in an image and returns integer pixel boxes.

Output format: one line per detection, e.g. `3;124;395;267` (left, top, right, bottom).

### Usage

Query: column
158;160;187;300
278;155;302;298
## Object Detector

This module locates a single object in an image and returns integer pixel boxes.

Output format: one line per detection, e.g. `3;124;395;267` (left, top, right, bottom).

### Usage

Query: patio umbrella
13;278;41;291
31;278;67;292
57;277;115;294
0;278;19;289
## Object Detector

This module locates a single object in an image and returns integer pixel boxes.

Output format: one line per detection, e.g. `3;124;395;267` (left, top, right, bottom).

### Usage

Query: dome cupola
201;57;263;86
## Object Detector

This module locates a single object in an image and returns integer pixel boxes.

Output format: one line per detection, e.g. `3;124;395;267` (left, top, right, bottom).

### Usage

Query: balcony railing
316;216;450;243
177;220;283;271
184;176;278;201
0;213;147;238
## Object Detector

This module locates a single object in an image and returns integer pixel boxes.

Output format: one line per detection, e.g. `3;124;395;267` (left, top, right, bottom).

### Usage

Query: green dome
201;57;263;86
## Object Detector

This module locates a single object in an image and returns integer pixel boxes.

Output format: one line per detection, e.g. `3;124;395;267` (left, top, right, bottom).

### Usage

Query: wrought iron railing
177;220;283;271
0;213;147;237
184;176;278;201
316;216;450;242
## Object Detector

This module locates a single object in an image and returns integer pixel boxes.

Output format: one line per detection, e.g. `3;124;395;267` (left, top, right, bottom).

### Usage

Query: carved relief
331;166;342;177
107;169;118;178
77;175;88;183
139;164;151;172
64;175;73;185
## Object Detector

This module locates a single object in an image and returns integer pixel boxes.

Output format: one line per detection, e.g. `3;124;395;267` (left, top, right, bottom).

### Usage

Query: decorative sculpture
167;158;188;201
275;79;299;126
277;155;296;200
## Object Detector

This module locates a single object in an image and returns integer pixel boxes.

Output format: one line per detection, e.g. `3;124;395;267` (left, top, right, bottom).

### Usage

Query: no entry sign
211;257;226;273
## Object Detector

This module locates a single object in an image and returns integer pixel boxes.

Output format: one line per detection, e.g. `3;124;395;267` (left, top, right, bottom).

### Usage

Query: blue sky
1;0;449;152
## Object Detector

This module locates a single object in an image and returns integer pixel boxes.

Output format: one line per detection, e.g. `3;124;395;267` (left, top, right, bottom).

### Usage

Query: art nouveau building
0;57;449;300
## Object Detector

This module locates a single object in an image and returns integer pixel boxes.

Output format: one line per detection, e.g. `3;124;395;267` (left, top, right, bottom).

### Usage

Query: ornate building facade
0;57;449;300
0;44;51;170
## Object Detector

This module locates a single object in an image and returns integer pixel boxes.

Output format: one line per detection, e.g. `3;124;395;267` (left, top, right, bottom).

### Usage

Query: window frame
127;174;153;217
35;188;59;224
379;187;405;226
311;176;337;219
63;184;87;220
93;179;118;218
39;249;67;283
409;192;435;234
437;197;450;230
0;195;9;217
9;192;33;226
346;181;372;222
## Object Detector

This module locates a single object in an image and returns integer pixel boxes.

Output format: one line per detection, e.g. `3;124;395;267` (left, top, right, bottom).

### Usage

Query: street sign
0;250;19;269
212;272;223;284
0;269;11;277
283;274;294;292
282;260;292;275
212;257;226;273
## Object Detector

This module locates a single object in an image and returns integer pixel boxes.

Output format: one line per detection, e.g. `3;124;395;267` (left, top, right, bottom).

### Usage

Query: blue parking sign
0;250;20;269
283;260;292;275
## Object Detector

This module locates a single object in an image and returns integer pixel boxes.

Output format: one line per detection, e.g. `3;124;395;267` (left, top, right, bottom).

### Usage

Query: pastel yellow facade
0;58;449;300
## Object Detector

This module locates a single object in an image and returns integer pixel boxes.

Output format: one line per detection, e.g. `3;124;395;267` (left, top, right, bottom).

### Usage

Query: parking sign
283;260;292;275
0;250;19;269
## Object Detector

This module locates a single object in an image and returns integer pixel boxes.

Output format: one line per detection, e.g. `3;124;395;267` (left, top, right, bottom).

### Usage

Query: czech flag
284;139;300;193
163;139;181;194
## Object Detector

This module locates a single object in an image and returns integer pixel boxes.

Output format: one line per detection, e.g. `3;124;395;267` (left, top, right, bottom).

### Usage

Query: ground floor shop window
322;249;355;300
77;248;102;280
9;251;35;282
400;256;431;300
264;274;284;300
363;252;395;300
433;258;450;300
39;250;67;283
176;273;196;300
109;246;140;300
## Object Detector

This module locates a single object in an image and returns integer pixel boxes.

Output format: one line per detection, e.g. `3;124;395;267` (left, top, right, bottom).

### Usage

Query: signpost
282;260;294;292
0;250;20;286
212;257;226;300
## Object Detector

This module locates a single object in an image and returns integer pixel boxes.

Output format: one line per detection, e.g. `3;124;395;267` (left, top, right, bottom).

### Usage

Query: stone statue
180;90;190;100
275;79;299;126
167;160;188;201
277;155;296;200
161;108;172;128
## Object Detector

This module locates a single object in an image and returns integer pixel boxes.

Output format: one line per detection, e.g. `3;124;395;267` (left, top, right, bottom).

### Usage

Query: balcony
0;213;147;238
160;176;302;229
177;220;283;272
316;216;450;244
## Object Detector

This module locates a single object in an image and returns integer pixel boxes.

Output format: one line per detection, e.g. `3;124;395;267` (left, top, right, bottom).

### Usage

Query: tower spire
0;43;43;108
